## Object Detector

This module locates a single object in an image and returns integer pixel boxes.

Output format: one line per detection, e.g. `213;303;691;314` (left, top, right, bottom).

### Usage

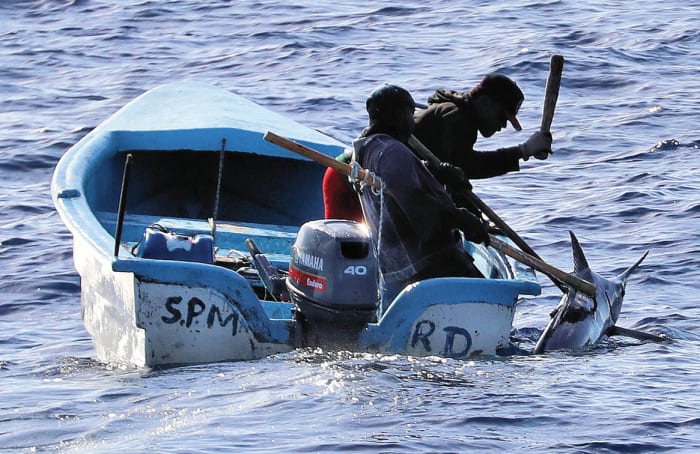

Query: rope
348;161;386;307
212;138;226;238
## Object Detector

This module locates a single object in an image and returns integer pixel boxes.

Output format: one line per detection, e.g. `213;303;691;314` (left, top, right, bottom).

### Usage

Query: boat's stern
359;275;540;358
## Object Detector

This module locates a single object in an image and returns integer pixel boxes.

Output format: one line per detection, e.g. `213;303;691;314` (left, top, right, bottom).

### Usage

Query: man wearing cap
353;84;489;313
413;73;551;189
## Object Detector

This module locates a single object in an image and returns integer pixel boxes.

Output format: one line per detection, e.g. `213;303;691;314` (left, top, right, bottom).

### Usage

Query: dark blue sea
2;1;700;452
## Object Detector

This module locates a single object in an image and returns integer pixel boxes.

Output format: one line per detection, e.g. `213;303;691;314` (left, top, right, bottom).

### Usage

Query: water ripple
2;1;700;452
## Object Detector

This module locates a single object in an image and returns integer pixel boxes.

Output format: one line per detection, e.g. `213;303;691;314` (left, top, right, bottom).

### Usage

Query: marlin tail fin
618;250;649;283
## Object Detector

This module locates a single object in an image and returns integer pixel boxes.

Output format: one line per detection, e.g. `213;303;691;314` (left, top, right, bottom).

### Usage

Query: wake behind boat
51;82;541;368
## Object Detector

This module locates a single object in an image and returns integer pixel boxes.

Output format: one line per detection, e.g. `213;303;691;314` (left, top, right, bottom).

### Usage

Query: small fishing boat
51;81;541;368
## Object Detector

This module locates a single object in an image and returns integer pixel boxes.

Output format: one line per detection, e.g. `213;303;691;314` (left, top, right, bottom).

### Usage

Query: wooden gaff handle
540;54;564;134
489;237;595;297
408;135;591;296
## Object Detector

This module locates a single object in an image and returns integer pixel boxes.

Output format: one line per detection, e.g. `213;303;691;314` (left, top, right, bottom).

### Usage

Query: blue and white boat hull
52;82;540;367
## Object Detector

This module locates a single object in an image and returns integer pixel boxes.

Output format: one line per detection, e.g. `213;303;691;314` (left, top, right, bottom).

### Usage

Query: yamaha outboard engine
287;220;379;348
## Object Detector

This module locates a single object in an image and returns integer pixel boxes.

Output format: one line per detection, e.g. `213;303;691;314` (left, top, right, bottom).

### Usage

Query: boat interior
91;149;326;226
86;148;325;297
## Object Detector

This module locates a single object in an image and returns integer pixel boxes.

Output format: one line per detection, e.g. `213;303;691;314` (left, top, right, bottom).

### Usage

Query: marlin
533;231;661;354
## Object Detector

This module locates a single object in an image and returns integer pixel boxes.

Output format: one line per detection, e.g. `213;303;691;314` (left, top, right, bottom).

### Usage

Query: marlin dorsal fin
569;231;590;273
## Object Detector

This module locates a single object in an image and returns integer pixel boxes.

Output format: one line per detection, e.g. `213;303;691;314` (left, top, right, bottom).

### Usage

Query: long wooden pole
409;134;581;295
263;130;596;297
264;131;382;191
489;237;595;296
408;135;540;259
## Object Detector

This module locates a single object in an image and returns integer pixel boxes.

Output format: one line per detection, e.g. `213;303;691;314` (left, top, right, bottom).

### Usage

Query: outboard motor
287;220;379;348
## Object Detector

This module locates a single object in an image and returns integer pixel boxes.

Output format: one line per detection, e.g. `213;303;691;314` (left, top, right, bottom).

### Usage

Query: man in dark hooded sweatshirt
413;73;551;193
352;84;489;313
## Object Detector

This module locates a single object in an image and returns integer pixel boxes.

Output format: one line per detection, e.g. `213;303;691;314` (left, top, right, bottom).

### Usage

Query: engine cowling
287;220;379;347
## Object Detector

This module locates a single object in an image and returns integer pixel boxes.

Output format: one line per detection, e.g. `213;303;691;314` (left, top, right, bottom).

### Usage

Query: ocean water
2;1;700;452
